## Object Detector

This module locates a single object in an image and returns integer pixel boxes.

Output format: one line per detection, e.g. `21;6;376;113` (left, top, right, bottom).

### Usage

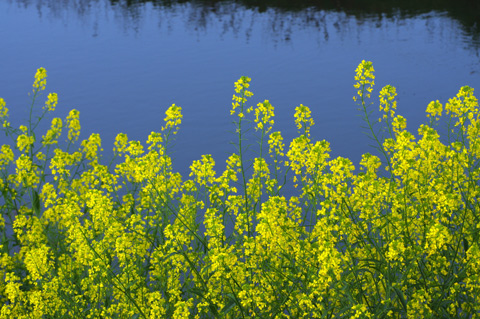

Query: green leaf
393;286;407;312
33;190;41;217
220;294;237;315
463;237;469;252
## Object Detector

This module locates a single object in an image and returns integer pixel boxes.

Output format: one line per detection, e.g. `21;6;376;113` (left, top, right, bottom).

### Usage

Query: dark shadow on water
8;0;480;53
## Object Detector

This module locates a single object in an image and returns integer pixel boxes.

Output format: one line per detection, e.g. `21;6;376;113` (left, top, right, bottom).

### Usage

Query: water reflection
8;0;480;53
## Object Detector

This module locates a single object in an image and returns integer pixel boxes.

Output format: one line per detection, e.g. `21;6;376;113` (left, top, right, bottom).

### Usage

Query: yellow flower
163;103;182;133
386;239;406;262
353;60;375;101
268;131;284;157
114;133;128;154
146;131;163;151
0;98;11;128
24;244;53;281
16;134;35;153
392;115;407;133
425;223;451;256
0;98;8;118
379;84;397;120
33;67;47;91
0;144;14;167
190;154;216;186
4;272;22;304
42;117;63;145
66;109;81;142
426;100;443;118
15;154;39;187
44;92;58;111
254;100;275;133
125;140;144;157
231;76;253;116
294;104;314;137
80;133;102;161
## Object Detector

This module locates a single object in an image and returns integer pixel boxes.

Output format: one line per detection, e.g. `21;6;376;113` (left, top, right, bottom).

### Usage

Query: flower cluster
231;76;253;118
32;67;47;92
353;60;375;101
0;65;479;318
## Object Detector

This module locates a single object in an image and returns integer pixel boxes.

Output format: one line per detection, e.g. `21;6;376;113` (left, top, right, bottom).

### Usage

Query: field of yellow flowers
0;61;479;318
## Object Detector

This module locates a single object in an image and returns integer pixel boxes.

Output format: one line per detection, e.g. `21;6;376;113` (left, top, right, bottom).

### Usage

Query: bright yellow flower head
42;117;63;145
234;76;252;94
114;133;128;154
146;131;163;151
254;100;275;133
426;100;443;118
16;134;35;153
44;92;58;112
379;84;397;120
163;103;182;134
15;154;39;187
66;109;81;142
0;144;14;167
268;131;284;157
33;67;47;92
0;98;8;118
190;154;216;186
231;76;253;117
0;98;10;128
445;86;478;129
81;133;102;161
353;60;375;101
294;104;314;137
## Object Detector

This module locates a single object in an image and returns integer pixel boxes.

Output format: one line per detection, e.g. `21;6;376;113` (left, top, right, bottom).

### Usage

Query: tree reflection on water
8;0;480;52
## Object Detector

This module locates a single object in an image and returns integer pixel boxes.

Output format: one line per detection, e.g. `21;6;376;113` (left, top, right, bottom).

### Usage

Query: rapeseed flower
294;104;314;137
16;134;35;153
231;76;253;117
254;100;275;133
0;144;14;167
0;98;10;128
163;103;182;134
353;60;375;101
426;99;443;118
32;67;47;92
1;65;480;318
42;117;63;145
44;92;58;112
66;109;81;142
15;154;39;187
0;98;8;118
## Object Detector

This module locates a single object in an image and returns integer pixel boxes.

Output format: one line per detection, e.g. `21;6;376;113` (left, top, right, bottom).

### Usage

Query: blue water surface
1;0;479;178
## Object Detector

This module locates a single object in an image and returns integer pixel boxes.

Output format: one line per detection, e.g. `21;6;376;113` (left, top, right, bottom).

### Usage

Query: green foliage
0;62;479;318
